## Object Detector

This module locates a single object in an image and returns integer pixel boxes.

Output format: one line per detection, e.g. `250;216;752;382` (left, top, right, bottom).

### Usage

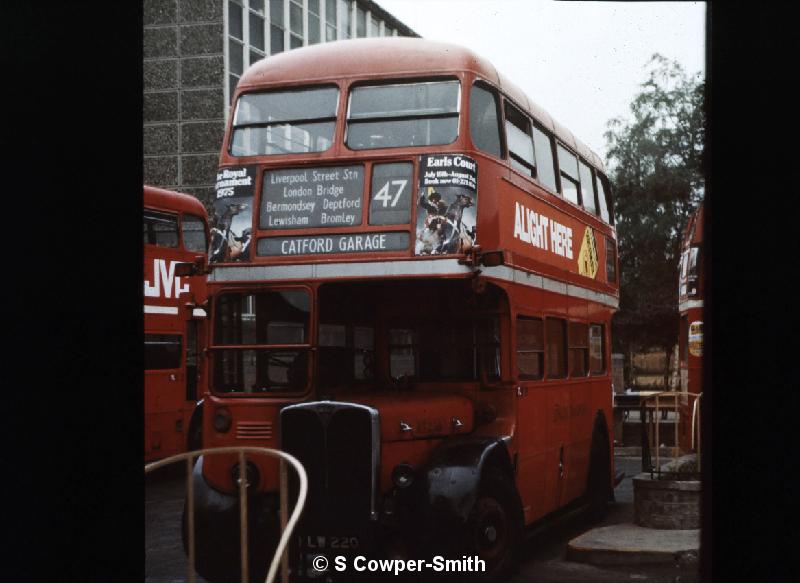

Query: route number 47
373;180;408;207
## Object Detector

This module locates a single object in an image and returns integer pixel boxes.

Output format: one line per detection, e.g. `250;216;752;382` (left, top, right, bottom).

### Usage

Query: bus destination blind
260;165;364;229
257;232;409;256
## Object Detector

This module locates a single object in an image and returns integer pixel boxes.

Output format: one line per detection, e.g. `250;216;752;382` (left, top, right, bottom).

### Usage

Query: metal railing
145;447;308;583
639;391;702;479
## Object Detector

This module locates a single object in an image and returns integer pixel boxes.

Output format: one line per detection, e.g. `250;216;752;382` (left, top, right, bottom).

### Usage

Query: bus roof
238;37;605;172
144;185;207;217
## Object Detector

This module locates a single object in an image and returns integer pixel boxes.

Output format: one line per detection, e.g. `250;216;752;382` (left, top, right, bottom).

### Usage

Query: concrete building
144;0;418;209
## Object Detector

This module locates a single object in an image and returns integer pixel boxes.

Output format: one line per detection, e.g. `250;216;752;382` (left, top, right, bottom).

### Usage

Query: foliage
605;54;705;354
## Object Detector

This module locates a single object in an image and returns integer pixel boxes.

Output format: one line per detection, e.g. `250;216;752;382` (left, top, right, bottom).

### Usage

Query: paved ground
509;456;700;583
146;456;701;582
146;464;210;583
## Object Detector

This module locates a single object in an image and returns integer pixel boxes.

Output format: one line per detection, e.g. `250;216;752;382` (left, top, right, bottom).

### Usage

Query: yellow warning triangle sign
578;227;599;279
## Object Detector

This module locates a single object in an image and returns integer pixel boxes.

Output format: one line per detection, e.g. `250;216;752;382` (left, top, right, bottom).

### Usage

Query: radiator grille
235;421;273;440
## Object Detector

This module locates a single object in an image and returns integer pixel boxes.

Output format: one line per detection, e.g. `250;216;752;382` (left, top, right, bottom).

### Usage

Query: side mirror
478;250;505;267
174;255;208;277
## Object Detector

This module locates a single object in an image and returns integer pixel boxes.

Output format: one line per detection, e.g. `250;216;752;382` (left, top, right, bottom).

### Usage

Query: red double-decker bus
186;38;619;582
144;185;209;462
677;201;704;451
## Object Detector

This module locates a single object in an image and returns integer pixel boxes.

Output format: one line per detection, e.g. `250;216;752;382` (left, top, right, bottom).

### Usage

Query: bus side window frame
588;322;606;376
144;209;180;248
578;158;598;216
516;314;544;381
502;99;537;178
595;170;614;225
544;316;568;379
531;122;559;195
555;142;581;207
568;320;589;378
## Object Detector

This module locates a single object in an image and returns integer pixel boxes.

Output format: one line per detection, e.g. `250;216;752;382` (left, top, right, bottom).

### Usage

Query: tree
604;54;705;358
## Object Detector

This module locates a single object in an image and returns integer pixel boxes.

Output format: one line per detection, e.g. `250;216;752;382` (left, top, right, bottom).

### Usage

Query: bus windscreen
230;86;339;156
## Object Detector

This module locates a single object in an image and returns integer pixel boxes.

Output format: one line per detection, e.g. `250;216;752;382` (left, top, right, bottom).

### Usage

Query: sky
375;0;706;160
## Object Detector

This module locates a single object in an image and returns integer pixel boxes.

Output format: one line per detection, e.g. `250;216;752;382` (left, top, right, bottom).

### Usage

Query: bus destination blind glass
415;154;478;256
210;165;258;264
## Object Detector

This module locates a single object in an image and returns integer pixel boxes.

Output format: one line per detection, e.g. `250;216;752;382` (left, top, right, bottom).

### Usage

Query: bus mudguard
420;435;513;522
183;456;281;583
187;399;204;452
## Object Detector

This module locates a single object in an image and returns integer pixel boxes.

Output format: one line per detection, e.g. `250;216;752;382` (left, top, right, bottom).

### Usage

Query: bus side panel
144;241;203;461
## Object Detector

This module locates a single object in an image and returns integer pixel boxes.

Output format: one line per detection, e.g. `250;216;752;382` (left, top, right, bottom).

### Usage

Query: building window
325;0;337;41
469;82;502;158
249;0;266;65
545;318;567;379
270;0;285;54
568;322;589;377
228;0;245;100
557;144;580;205
289;0;304;48
589;324;605;375
338;0;351;38
356;5;366;37
308;0;321;44
369;15;379;37
517;316;544;380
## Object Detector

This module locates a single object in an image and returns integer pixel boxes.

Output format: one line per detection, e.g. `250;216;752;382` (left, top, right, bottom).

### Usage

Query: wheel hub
472;498;508;560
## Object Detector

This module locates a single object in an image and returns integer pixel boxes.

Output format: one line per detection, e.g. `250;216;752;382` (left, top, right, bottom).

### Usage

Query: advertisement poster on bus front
414;154;478;256
210;165;257;263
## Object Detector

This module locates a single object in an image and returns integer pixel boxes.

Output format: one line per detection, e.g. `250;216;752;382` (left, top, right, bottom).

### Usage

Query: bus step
614;471;626;486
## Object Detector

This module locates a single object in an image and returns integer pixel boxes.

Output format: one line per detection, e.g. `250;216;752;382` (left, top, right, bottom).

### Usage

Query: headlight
212;407;232;433
231;461;260;490
391;463;415;489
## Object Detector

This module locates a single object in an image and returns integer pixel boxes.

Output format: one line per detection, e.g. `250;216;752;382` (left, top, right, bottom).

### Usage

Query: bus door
514;315;549;523
145;331;186;459
544;317;571;512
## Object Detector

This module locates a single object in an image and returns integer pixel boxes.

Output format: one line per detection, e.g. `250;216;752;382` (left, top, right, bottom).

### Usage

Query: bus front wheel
461;468;523;582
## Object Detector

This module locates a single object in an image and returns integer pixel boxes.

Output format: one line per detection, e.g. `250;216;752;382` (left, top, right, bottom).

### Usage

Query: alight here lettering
513;201;573;259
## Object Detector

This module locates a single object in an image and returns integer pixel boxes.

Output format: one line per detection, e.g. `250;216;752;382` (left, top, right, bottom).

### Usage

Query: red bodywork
677;202;704;451
144;185;209;462
200;38;619;527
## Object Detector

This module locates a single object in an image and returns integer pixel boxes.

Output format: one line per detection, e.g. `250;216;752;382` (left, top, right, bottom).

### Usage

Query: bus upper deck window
346;79;460;150
579;161;597;215
469;83;501;158
556;144;580;206
595;172;612;224
532;126;557;193
504;102;535;177
230;86;339;156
